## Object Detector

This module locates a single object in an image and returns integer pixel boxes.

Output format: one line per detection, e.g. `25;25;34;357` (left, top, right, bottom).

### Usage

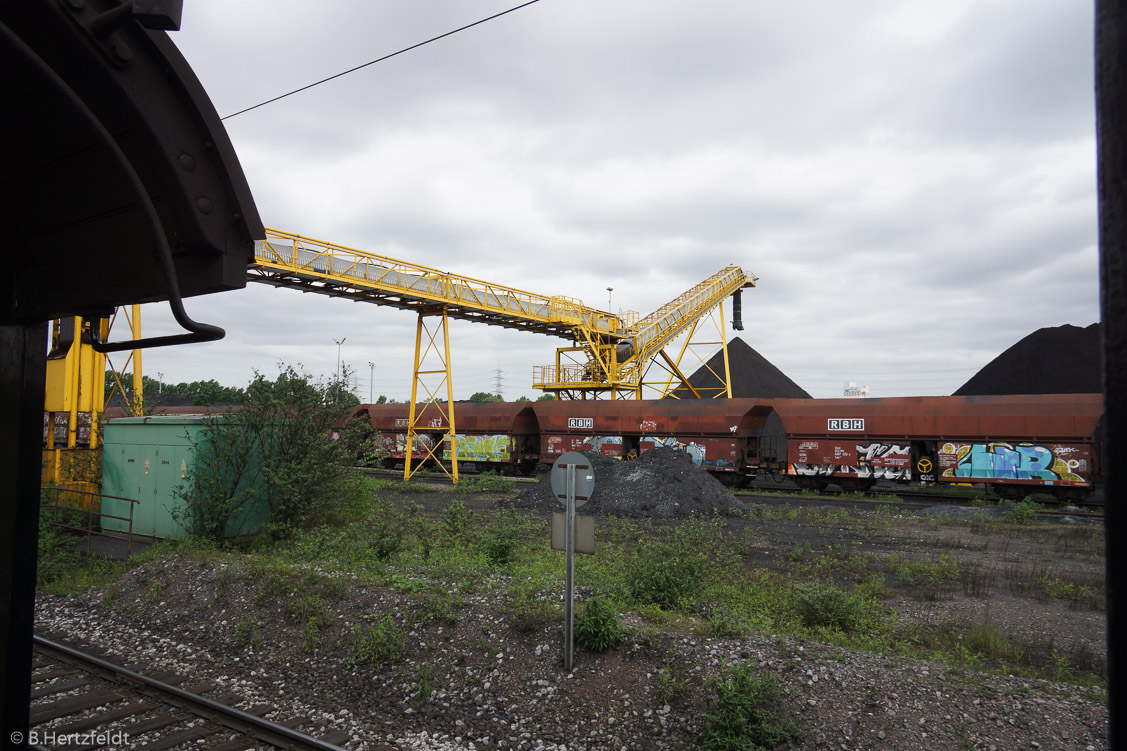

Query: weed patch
348;614;405;666
574;596;624;652
703;659;801;751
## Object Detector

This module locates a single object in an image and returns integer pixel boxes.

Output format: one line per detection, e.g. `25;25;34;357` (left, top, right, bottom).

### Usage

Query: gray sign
550;451;594;507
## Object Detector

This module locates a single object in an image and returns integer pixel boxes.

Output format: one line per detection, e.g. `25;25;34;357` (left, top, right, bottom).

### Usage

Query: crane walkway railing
623;266;754;365
251;228;626;338
250;228;754;398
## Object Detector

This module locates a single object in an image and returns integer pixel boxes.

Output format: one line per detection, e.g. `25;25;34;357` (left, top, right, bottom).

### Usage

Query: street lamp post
606;287;613;311
333;337;346;381
368;361;375;403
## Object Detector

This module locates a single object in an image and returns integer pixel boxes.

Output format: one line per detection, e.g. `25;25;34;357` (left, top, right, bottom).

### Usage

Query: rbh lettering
828;418;864;431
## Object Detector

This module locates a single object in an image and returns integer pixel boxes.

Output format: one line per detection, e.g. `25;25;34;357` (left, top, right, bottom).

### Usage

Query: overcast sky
127;0;1098;400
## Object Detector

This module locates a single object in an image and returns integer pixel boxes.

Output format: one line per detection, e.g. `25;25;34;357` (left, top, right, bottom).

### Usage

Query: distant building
843;382;868;398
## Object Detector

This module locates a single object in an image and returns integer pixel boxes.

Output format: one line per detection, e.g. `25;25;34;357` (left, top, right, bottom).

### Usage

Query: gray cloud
137;0;1100;400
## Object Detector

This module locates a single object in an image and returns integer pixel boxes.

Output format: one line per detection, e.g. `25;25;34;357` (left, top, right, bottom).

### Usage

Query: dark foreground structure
0;1;262;743
1097;2;1127;745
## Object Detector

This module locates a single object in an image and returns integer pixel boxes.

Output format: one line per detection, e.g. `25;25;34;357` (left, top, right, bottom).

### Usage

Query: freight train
347;393;1104;502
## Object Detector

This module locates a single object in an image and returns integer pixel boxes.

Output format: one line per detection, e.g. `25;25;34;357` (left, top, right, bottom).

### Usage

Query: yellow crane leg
405;308;458;484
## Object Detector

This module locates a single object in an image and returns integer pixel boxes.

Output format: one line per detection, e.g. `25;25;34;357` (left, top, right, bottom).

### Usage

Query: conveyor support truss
249;228;756;476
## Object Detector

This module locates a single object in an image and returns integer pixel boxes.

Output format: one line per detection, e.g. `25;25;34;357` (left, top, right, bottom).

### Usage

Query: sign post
550;452;594;672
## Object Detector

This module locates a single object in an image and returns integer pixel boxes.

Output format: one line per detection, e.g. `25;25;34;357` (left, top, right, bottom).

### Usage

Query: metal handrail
41;486;139;556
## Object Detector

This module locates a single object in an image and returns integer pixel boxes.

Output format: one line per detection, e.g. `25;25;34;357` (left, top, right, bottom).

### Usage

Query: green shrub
575;596;624;652
508;589;559;632
235;616;263;649
36;516;79;588
703;660;800;751
656;652;692;703
965;620;1013;659
480;522;518;567
175;364;367;541
794;581;865;633
891;553;960;587
707;607;751;639
1010;499;1040;524
441;498;472;542
625;518;734;611
408;594;459;627
348;614;405;666
301;616;324;653
286;593;325;623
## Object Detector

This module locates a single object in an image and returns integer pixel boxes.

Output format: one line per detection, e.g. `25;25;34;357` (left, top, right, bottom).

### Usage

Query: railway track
356;466;540;485
27;634;349;750
738;485;1104;520
357;465;1103;521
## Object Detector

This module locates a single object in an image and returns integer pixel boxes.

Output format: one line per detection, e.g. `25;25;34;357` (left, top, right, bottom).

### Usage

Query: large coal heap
673;337;811;399
504;448;747;519
953;323;1101;396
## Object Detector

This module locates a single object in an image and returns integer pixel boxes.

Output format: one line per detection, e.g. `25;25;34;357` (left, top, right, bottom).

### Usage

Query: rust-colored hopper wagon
531;398;775;484
350;401;539;475
769;394;1104;501
349;402;427;469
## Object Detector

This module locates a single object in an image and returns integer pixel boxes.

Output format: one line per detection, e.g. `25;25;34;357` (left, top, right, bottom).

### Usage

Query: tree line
105;372;556;409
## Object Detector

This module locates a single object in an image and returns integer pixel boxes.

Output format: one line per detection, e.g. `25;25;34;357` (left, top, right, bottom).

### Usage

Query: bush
703;659;800;751
36;516;79;588
348;614;405;666
176;364;366;542
509;590;559;632
794;581;865;633
575;596;624;652
441;499;472;543
1010;499;1040;524
624;518;734;611
480;518;519;567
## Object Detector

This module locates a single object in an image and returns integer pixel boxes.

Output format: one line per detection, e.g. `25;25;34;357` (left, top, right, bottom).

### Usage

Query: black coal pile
672;337;811;398
504;448;747;518
953;323;1101;396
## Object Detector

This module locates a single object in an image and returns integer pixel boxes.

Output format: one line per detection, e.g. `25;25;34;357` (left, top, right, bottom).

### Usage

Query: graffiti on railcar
587;436;624;455
788;440;912;480
639;436;738;469
644;436;706;466
543;434;624;458
372;431;434;458
443;434;513;462
938;442;1090;484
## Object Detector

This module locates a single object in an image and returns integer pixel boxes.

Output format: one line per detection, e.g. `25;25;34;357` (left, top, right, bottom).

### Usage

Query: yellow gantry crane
46;228;755;488
250;228;756;480
43;307;144;501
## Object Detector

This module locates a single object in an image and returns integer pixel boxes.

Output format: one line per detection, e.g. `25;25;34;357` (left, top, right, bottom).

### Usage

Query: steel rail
32;635;348;751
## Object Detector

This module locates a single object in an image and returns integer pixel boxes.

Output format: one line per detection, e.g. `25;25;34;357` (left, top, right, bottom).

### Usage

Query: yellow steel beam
252;227;627;340
405;309;459;483
251;227;754;400
644;303;734;399
623;267;753;370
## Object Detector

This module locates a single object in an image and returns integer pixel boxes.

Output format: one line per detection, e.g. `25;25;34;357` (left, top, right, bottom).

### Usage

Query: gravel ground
35;524;1108;751
35;569;1108;751
32;451;1108;750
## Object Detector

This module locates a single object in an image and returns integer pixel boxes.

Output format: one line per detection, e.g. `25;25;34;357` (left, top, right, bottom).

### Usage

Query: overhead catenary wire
222;0;544;120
